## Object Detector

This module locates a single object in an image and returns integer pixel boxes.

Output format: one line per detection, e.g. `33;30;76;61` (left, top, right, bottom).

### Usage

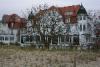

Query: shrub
0;42;7;45
14;42;21;46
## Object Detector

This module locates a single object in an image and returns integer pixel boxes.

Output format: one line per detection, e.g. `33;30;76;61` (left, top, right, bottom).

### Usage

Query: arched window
80;24;82;31
83;25;86;31
80;16;82;20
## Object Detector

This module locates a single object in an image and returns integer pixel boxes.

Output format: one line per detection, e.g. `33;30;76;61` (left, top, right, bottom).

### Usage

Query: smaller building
0;22;16;44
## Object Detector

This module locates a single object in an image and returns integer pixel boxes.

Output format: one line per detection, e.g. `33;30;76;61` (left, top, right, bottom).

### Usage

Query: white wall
0;23;17;44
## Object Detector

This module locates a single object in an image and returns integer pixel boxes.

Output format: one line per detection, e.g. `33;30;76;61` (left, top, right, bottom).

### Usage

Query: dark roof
77;4;87;15
28;11;34;20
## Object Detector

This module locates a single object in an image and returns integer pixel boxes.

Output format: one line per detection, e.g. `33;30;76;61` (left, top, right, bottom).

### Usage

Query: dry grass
0;45;100;67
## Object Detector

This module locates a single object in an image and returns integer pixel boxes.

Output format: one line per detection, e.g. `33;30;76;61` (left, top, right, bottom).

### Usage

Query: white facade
0;35;15;44
77;14;95;48
0;23;17;44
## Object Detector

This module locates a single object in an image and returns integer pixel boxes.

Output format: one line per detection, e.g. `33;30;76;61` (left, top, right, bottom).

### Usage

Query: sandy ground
0;46;100;67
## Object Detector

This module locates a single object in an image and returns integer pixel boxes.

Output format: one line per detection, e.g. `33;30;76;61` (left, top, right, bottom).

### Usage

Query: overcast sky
0;0;100;20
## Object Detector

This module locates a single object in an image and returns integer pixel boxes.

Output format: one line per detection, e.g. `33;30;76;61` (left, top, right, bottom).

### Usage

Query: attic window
66;11;73;15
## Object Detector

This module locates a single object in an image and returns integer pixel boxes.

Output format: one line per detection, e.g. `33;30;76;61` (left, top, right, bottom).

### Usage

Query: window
83;25;86;31
23;37;26;42
83;16;86;20
66;18;70;23
80;24;82;31
5;37;9;41
53;11;56;16
66;36;69;42
68;18;70;22
0;36;2;40
80;16;82;20
0;37;4;41
66;11;73;15
61;36;64;42
10;37;14;41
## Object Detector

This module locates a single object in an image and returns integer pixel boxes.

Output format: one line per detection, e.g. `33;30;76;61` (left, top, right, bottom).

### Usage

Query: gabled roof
58;5;80;16
2;14;26;29
35;6;59;20
48;6;58;11
33;4;86;24
58;5;80;23
77;4;87;15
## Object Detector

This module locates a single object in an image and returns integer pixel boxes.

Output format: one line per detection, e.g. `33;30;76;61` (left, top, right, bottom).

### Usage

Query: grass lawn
0;45;100;67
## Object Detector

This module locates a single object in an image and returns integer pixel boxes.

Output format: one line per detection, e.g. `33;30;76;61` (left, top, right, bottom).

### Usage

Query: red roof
59;5;80;15
2;14;26;29
58;5;80;23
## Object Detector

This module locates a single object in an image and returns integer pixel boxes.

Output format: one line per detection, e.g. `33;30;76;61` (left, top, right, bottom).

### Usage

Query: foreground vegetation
0;45;100;67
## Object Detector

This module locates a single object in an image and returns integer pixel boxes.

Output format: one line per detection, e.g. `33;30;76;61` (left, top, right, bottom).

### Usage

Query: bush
91;44;100;52
0;42;7;45
14;42;21;46
30;43;36;48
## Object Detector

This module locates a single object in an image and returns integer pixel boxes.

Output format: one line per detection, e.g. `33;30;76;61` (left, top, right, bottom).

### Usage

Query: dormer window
65;11;73;15
68;18;70;22
66;18;70;23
